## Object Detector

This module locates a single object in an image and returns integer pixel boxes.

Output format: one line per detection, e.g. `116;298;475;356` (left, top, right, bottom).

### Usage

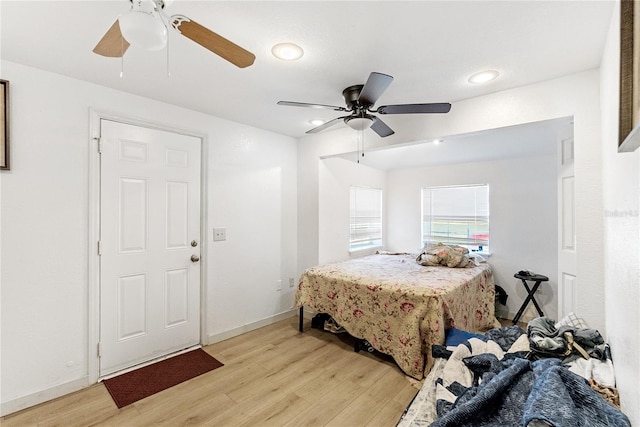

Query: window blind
349;187;382;251
421;185;489;251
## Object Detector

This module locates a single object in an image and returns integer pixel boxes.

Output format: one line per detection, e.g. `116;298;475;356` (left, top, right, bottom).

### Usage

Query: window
349;186;382;252
421;184;489;253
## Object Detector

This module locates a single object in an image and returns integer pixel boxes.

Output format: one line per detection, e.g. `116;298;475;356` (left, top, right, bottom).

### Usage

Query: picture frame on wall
0;79;8;169
619;0;640;152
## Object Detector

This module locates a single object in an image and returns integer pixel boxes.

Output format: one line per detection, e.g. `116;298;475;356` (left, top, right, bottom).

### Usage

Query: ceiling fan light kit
93;0;256;68
345;116;373;131
278;72;452;138
118;10;168;51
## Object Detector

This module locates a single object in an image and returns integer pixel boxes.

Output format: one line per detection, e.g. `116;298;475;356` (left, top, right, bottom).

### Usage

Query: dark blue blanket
432;356;630;427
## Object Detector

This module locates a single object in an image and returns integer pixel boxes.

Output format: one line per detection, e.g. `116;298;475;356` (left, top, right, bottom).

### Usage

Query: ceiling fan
93;0;255;68
278;72;451;137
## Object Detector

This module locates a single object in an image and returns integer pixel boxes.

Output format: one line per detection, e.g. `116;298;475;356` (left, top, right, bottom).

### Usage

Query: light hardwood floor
1;316;421;427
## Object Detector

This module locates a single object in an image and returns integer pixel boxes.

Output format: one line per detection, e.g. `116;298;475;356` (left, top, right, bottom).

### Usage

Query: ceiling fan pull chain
362;128;366;158
153;6;171;77
166;32;171;77
120;49;124;78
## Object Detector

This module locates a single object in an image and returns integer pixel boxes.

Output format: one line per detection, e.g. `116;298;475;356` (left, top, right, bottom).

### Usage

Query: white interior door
99;119;201;376
558;130;577;319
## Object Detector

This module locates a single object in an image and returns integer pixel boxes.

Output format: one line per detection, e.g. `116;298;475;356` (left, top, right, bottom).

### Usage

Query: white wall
0;61;297;414
386;155;558;321
318;157;387;264
600;2;640;423
299;70;605;334
206;122;298;339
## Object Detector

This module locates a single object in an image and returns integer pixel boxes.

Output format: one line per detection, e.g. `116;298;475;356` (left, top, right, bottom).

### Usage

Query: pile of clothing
528;316;617;404
416;243;484;268
397;313;630;427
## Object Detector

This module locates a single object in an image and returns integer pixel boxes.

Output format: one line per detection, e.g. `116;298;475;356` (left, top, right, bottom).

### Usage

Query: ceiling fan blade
171;16;255;68
358;72;394;106
277;101;347;112
307;116;349;134
376;103;452;115
93;20;130;57
370;116;395;137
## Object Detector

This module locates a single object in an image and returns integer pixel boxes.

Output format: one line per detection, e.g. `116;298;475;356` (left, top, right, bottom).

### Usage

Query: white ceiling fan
93;0;255;69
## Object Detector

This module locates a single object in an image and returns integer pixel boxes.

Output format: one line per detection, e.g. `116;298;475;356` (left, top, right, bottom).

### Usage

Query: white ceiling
1;0;613;144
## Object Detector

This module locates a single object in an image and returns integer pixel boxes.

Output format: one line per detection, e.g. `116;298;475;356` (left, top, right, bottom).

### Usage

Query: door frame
88;109;209;383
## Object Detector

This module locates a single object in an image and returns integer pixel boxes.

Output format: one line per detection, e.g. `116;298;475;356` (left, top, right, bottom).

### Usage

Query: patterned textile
398;329;528;426
397;357;448;427
555;311;589;329
416;243;476;268
295;253;499;379
483;325;527;351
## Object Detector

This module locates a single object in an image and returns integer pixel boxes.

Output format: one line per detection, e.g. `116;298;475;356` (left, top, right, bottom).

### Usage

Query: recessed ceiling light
272;43;304;61
309;119;325;126
433;139;442;145
468;70;499;84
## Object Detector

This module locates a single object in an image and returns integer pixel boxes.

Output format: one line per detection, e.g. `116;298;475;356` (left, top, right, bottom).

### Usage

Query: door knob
190;255;200;263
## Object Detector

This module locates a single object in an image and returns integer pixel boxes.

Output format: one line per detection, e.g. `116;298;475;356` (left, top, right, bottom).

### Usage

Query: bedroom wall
0;60;297;414
386;155;558;322
318;157;387;264
600;2;640;423
298;69;604;332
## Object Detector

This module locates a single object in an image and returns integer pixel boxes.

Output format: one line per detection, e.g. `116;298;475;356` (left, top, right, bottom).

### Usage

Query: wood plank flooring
1;316;421;427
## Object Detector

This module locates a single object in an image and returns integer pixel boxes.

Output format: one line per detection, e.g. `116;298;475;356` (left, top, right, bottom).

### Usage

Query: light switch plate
213;228;226;241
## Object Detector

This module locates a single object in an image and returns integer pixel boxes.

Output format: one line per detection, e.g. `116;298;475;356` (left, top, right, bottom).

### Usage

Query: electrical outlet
276;279;282;291
213;228;226;241
289;277;295;288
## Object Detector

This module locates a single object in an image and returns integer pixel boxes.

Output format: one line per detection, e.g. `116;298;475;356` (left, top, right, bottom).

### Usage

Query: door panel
119;177;147;252
118;273;147;339
166;268;189;327
558;133;576;319
100;120;201;376
167;181;189;249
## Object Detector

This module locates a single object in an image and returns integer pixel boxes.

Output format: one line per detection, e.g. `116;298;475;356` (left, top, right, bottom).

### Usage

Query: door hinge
97;342;102;358
97;240;102;256
93;137;103;154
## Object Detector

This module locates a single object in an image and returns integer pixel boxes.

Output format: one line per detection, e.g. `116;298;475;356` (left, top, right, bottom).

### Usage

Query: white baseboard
206;309;298;345
1;376;89;417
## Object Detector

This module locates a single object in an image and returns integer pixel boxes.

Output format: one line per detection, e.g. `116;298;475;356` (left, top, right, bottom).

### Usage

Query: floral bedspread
295;253;499;379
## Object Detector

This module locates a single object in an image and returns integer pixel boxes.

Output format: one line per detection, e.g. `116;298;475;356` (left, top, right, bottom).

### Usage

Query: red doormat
103;348;224;408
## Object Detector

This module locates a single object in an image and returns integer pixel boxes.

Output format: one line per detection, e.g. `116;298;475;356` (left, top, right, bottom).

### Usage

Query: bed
294;252;499;379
